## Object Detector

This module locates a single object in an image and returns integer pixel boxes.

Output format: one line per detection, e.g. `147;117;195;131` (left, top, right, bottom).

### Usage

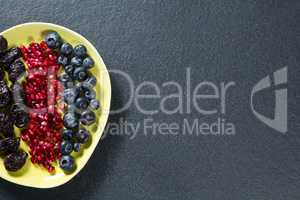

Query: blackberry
1;47;21;66
0;137;20;154
0;67;4;80
0;35;8;53
8;59;25;82
15;114;28;128
11;104;28;128
4;150;28;171
0;81;11;108
0;112;14;138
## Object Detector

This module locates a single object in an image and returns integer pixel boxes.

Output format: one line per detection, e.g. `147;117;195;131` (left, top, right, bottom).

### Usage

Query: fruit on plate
4;150;28;171
7;60;25;82
59;155;74;171
0;137;20;154
0;23;111;189
49;32;100;172
0;35;8;53
0;31;101;174
20;41;63;173
0;35;28;172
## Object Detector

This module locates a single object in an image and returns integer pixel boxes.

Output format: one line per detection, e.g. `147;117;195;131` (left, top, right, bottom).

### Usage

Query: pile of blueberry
45;32;100;172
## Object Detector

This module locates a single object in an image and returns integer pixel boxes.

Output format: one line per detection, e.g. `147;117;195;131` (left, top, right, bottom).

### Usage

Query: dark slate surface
0;0;299;200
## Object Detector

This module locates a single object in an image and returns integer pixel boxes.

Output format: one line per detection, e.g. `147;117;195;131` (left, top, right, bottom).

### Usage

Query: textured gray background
0;0;300;200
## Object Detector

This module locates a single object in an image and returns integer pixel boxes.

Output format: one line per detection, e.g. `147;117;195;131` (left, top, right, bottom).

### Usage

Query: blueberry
74;83;85;95
90;99;100;110
64;64;75;76
45;32;61;49
75;97;89;110
74;45;87;57
68;104;84;115
70;56;82;67
58;73;73;88
80;110;96;125
76;82;94;95
58;73;71;83
83;76;97;88
67;104;77;113
62;129;74;140
59;155;75;171
60;43;73;55
63;88;79;104
63;112;78;129
73;67;88;82
76;128;90;143
57;55;68;66
61;140;73;155
73;143;81;152
84;88;96;100
65;82;75;88
82;57;94;69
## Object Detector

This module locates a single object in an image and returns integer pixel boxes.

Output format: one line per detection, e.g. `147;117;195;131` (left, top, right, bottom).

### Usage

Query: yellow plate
0;22;111;188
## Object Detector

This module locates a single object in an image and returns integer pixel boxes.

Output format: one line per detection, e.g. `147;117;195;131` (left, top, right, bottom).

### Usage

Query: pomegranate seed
20;42;63;173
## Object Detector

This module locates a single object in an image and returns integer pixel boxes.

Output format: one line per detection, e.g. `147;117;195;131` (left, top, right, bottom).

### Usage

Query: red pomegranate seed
20;42;63;173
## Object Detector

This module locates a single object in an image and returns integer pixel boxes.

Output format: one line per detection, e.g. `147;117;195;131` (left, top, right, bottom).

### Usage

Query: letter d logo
250;67;288;133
